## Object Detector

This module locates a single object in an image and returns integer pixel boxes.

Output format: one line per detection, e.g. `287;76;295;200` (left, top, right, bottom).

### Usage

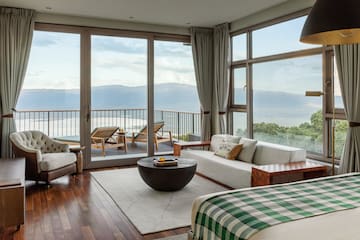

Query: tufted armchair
9;131;77;184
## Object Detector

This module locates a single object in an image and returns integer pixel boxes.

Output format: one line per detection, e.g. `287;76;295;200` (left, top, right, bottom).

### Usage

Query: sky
23;15;342;99
23;31;196;89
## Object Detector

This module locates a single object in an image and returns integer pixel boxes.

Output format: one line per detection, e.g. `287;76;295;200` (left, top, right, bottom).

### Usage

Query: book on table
153;157;178;167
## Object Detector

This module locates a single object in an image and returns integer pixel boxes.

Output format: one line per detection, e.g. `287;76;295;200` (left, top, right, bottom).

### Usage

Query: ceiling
0;0;289;27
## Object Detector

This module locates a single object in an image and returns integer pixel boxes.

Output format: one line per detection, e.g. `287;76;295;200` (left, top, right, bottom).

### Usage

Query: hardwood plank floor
0;168;189;240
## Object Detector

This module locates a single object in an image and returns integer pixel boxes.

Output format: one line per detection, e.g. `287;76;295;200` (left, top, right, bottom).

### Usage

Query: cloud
92;36;147;54
32;37;57;47
155;57;194;74
155;41;192;58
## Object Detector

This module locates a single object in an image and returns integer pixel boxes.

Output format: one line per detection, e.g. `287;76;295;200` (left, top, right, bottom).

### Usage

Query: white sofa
181;135;306;189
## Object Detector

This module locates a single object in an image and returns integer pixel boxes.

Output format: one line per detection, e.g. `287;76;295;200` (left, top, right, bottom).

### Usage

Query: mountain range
17;83;340;126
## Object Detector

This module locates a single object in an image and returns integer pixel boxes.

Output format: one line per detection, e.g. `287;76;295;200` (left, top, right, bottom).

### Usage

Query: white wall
35;12;190;35
231;0;315;32
35;0;315;36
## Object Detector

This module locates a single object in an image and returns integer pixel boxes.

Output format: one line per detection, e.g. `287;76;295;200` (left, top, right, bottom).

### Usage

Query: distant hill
16;84;341;126
17;83;200;112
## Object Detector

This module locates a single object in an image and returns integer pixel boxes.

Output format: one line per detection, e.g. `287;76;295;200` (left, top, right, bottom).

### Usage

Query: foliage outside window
253;55;323;154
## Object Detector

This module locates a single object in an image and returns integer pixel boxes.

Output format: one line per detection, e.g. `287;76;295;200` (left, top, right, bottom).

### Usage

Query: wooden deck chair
128;121;173;151
91;126;126;156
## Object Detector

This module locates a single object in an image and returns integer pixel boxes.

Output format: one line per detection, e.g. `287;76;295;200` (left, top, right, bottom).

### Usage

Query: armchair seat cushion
40;152;77;171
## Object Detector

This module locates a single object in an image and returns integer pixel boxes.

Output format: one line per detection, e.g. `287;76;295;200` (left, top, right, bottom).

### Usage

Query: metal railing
14;108;201;140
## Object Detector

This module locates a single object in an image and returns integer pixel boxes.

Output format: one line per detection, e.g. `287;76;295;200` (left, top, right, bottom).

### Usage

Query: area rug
91;167;227;234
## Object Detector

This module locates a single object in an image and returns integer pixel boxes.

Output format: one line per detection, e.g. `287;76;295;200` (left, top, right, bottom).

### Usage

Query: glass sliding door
16;30;81;145
90;34;148;161
154;40;199;154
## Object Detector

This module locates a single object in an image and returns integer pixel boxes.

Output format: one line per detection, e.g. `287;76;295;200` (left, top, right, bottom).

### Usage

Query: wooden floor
0;167;189;240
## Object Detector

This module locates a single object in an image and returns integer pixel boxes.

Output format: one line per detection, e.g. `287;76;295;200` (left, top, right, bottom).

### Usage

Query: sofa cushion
215;143;243;160
210;134;241;152
40;152;77;171
237;138;257;163
181;149;254;188
253;141;306;165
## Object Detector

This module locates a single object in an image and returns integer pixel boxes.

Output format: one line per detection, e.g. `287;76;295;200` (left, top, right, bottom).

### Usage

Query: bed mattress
191;173;360;240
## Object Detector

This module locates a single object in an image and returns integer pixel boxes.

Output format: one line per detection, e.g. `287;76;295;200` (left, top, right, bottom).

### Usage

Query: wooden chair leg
132;132;135;144
169;131;173;146
101;139;105;156
124;136;128;152
154;136;159;151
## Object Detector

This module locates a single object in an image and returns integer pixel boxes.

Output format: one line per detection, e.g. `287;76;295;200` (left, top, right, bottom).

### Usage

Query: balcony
14;108;201;157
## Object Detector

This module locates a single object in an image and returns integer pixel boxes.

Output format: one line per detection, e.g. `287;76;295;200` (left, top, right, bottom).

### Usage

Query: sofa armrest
173;141;211;156
11;143;42;174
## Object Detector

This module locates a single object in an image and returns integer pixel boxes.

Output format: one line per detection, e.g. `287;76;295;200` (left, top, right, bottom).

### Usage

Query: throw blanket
194;174;360;240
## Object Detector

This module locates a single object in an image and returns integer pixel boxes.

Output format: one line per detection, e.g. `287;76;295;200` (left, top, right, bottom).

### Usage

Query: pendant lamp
300;0;360;45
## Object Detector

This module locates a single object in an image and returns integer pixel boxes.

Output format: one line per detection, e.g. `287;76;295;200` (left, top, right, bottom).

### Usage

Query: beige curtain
213;23;230;134
334;44;360;173
190;27;214;141
0;7;34;157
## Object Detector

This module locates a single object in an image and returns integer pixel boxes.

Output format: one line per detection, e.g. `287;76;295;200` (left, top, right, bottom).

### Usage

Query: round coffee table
137;156;197;191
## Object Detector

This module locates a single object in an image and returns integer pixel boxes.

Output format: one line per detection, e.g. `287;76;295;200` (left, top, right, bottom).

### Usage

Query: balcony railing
14;108;201;140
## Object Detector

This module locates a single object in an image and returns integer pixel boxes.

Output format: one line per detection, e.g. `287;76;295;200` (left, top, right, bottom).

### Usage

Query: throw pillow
215;143;243;160
210;134;241;152
237;137;257;163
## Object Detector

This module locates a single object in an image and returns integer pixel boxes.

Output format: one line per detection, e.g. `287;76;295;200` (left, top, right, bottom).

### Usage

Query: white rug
91;167;227;234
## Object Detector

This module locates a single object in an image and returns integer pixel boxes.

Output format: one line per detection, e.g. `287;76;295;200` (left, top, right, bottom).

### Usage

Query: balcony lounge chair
128;121;173;151
91;126;127;156
9;131;77;185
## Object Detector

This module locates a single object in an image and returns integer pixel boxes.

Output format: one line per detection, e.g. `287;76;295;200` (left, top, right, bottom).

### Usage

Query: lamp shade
300;0;360;45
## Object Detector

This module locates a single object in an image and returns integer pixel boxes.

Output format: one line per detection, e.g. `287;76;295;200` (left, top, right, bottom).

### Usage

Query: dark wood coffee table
251;161;328;187
137;156;197;191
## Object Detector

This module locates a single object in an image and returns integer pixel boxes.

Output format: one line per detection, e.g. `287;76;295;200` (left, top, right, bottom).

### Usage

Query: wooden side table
69;146;85;174
0;158;25;230
173;141;211;156
116;131;127;152
251;161;328;187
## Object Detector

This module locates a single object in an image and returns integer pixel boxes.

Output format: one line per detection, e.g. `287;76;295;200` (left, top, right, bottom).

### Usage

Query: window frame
27;22;193;169
229;9;343;163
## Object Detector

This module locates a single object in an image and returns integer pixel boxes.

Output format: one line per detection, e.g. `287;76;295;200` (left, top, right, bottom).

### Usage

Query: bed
190;173;360;240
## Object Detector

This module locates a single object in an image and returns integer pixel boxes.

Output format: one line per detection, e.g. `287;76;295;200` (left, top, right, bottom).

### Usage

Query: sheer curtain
335;44;360;173
190;27;214;140
0;7;34;157
213;23;230;134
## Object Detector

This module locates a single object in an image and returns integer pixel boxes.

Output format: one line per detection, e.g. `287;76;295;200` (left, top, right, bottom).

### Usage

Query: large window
154;40;200;147
17;30;80;137
252;16;314;58
16;24;198;168
91;35;148;160
233;67;247;105
232;33;247;61
230;12;342;162
232;112;247;137
253;55;323;153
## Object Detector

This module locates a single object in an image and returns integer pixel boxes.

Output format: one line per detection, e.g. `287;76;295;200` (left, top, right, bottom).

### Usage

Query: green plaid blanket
193;173;360;240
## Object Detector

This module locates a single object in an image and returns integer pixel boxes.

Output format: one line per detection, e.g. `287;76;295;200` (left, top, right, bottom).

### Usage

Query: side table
173;141;211;156
251;161;328;187
0;158;25;230
116;131;127;152
69;146;85;174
